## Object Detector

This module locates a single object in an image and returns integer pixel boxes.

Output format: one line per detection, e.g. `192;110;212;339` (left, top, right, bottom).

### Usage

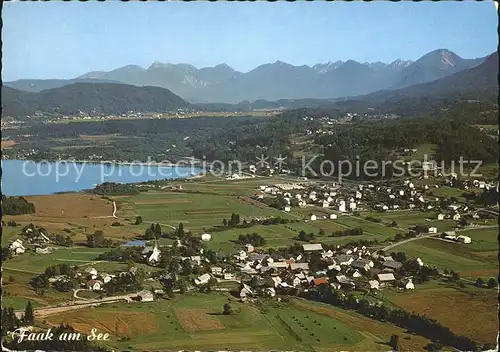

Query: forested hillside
1;83;190;118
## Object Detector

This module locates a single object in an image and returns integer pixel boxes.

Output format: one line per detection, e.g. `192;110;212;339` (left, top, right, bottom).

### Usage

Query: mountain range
5;49;488;103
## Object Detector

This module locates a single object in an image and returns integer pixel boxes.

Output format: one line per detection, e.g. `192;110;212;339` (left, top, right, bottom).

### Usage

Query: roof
351;259;371;269
383;260;403;269
302;243;323;251
196;273;211;282
377;273;396;282
313;277;329;286
335;254;354;263
290;262;310;270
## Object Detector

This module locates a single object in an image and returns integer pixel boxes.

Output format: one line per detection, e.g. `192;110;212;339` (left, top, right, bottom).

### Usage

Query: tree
176;223;184;238
391;221;398;227
223;303;232;315
475;277;485;287
318;228;325;236
175;278;188;293
389;334;401;351
222;218;228;227
154;223;162;236
487;277;497;288
23;301;34;325
134;216;143;225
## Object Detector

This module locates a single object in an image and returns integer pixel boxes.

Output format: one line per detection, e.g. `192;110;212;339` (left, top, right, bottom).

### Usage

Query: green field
118;190;296;232
3;247;109;274
205;220;370;251
397;236;497;278
360;210;459;232
334;215;401;238
43;293;411;351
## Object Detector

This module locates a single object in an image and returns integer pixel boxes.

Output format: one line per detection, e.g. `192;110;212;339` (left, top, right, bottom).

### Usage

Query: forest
1;196;36;215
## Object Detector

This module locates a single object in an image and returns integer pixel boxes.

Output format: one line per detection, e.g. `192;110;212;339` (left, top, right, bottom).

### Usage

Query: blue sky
3;1;498;81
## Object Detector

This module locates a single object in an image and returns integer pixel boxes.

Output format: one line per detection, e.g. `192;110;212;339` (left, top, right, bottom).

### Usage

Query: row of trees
308;286;481;351
331;227;363;237
86;230;113;248
236;233;266;247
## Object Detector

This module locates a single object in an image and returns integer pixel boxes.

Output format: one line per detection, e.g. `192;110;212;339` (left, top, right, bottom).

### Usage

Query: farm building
9;239;26;255
368;280;380;290
457;235;472;244
290;262;310;271
383;260;403;270
377;273;396;283
194;273;212;286
302;243;323;252
137;290;154;302
86;280;102;291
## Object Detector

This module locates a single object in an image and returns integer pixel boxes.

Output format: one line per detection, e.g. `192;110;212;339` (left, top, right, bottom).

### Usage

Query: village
5;166;498;309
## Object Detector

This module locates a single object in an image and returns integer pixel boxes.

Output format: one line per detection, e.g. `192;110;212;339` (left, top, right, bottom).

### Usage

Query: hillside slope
1;83;190;118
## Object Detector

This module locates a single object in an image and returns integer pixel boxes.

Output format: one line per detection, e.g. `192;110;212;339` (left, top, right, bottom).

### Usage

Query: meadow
42;293;432;351
117;189;296;233
396;236;497;278
383;284;497;345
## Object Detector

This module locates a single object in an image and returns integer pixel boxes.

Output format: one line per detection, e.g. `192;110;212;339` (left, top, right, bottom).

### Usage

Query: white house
428;227;438;234
352;270;362;278
416;257;424;266
148;245;161;265
284;205;291;212
211;266;223;276
329;213;338;220
265;287;276;297
349;202;357;211
9;239;25;255
404;278;415;290
101;274;113;284
290;262;310;271
377;273;396;283
224;273;235;280
137;289;154;302
309;214;317;221
85;267;98;279
437;213;445;220
368;280;380;290
322;200;330;208
194;273;211;286
240;284;254;300
201;233;212;241
457;235;471;244
302;243;323;252
453;213;461;221
86;280;102;291
355;191;362;199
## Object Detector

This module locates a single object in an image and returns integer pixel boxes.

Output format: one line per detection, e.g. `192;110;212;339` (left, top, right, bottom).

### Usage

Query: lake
1;159;201;196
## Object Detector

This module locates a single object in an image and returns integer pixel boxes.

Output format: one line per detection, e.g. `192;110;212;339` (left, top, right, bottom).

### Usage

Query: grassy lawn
3;247;109;273
334;215;401;238
1;226;20;246
42;293;421;351
458;227;498;252
2;269;73;308
396;238;497;278
118;191;295;233
361;210;436;230
383;283;497;345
